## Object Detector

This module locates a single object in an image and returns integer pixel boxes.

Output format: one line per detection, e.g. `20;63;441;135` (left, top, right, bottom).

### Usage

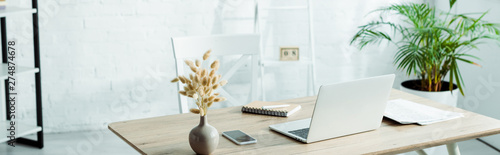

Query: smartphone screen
223;130;256;144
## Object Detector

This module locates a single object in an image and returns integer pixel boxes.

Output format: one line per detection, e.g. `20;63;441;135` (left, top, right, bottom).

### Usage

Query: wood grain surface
108;89;500;155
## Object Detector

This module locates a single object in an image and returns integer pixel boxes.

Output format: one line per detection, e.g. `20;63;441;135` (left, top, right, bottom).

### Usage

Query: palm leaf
351;2;500;95
450;0;457;9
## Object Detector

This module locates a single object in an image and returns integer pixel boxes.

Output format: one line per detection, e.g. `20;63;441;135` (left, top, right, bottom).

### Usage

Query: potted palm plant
350;0;500;106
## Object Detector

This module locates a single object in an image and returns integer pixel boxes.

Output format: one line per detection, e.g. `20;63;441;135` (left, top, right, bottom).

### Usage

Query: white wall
10;0;223;133
7;0;426;133
434;0;500;148
259;0;420;101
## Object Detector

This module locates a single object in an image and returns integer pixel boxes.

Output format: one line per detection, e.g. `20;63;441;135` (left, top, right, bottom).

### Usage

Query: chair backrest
172;34;261;114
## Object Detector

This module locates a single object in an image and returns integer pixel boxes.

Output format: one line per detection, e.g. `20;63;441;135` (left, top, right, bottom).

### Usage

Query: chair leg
446;143;461;155
415;143;461;155
415;149;427;155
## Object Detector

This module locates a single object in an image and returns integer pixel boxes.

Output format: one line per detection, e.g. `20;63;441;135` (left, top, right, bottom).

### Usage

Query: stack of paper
384;99;463;125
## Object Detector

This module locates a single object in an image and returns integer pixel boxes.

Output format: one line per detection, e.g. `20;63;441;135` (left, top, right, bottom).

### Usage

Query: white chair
171;34;261;114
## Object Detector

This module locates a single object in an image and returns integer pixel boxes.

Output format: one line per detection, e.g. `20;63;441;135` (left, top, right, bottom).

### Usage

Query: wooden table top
108;89;500;155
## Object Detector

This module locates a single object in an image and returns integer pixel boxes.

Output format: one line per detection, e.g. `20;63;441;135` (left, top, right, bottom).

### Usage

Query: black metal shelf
1;0;43;148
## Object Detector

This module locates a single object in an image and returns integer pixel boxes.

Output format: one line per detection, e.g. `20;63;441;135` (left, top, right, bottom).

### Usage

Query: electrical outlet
280;46;299;61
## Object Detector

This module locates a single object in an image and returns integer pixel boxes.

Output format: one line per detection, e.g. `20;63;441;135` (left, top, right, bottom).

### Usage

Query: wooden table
108;89;500;154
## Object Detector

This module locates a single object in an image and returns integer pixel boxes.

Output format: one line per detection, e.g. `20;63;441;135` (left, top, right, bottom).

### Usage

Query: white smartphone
222;130;257;145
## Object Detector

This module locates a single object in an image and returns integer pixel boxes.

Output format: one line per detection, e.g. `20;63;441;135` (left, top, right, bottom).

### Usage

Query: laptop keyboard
289;128;309;139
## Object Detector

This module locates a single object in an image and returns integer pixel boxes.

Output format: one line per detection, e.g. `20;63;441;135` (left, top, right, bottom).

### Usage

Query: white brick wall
7;0;421;133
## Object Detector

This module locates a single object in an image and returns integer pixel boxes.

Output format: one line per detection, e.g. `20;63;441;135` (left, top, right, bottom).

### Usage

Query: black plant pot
400;79;459;107
401;80;458;92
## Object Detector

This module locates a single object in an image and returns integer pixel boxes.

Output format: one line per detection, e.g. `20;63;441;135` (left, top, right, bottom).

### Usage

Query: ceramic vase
189;115;219;155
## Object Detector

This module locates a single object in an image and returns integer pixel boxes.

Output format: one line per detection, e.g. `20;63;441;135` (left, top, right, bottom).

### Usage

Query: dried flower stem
170;49;228;116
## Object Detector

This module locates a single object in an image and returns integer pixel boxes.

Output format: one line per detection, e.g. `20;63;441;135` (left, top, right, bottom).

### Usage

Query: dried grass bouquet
171;50;227;116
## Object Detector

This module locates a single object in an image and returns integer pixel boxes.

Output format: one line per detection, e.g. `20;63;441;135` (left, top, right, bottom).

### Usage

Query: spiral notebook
241;101;301;117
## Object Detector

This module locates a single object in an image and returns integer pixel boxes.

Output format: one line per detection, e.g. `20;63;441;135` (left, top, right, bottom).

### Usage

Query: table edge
370;126;500;154
108;124;147;155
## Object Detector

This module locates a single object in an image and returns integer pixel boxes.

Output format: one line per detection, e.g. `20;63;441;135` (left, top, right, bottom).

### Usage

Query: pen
262;104;290;109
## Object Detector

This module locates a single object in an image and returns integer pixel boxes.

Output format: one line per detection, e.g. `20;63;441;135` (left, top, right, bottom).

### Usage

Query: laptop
269;74;395;143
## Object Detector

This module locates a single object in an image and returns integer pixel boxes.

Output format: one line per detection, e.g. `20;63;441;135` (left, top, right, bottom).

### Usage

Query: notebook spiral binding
241;107;288;117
